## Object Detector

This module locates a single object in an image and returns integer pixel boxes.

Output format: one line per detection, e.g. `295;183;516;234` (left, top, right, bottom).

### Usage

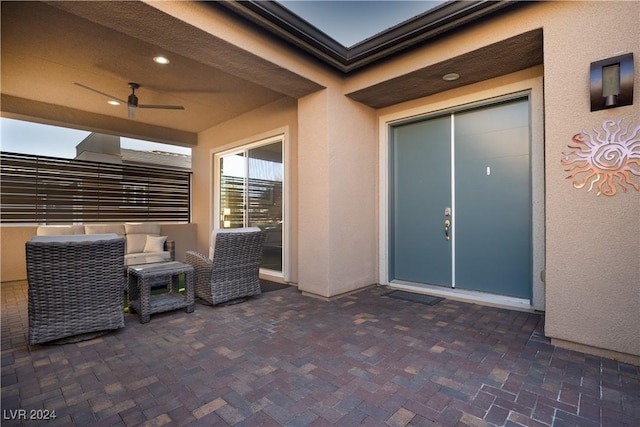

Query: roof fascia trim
348;1;514;63
217;1;349;67
219;0;516;73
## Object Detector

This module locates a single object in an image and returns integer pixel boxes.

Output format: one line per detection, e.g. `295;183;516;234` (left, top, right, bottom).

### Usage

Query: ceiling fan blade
137;104;185;110
76;81;183;118
74;82;127;104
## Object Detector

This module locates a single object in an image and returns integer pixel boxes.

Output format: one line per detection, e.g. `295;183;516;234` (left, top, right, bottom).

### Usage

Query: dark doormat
385;290;443;306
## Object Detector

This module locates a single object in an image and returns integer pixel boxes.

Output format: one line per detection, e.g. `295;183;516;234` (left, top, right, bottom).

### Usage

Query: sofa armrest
165;240;176;261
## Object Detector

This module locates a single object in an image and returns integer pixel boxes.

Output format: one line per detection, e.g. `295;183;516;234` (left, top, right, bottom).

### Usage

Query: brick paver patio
2;280;639;426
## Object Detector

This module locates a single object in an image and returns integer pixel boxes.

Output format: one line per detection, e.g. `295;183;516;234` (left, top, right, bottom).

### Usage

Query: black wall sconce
590;53;634;111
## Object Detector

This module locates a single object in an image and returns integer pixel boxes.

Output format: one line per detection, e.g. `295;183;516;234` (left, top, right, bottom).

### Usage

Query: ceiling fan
74;82;185;119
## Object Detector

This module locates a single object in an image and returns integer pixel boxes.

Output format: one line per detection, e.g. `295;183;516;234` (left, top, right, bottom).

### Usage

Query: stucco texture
298;86;378;297
542;1;640;359
362;1;639;359
194;0;640;359
1;226;37;282
195;97;299;283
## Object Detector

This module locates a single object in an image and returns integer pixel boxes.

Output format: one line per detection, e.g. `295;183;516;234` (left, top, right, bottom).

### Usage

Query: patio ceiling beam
1;94;197;147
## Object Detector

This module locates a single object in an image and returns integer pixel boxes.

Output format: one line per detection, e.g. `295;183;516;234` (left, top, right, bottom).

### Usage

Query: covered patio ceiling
0;1;322;147
1;1;541;148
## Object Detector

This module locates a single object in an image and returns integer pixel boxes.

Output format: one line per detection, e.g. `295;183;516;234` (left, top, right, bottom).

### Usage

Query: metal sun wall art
562;119;640;196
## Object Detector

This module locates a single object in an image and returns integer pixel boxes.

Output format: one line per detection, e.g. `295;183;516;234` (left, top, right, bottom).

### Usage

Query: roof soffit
45;1;324;99
1;0;325;146
345;29;544;108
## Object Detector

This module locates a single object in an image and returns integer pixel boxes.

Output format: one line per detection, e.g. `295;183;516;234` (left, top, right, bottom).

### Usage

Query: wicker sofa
186;227;265;305
26;234;126;345
36;223;174;266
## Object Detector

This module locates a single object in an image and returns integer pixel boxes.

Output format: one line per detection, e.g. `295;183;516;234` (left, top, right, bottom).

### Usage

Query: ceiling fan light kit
74;81;184;119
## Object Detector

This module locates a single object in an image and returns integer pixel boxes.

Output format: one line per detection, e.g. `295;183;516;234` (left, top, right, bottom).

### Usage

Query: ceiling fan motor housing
128;93;138;106
128;82;140;106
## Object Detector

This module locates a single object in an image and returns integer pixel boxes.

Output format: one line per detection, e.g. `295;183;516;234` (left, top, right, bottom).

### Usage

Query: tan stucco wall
349;1;639;361
158;223;198;264
297;86;378;297
0;223;197;283
195;88;378;295
1;225;37;282
195;97;299;283
183;0;639;359
154;0;381;296
540;1;640;362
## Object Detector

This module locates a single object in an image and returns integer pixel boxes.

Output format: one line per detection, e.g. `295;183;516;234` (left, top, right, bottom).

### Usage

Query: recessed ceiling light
442;73;460;81
107;100;121;106
153;56;170;65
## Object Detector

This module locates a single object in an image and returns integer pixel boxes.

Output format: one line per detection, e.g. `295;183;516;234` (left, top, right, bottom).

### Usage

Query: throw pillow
144;235;167;253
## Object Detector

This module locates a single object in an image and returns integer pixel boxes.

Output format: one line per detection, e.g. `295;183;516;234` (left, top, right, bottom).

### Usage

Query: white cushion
125;223;161;235
209;227;261;260
36;225;84;236
85;224;125;238
144;235;167;253
126;234;147;254
124;223;162;254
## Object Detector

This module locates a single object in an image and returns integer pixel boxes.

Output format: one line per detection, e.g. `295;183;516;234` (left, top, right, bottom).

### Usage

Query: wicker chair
186;227;265;305
26;234;126;345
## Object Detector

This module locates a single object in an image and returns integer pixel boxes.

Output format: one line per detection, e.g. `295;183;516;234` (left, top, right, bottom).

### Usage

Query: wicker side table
127;261;194;323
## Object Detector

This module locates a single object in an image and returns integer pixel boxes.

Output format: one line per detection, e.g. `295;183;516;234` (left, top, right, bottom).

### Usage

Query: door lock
444;219;451;241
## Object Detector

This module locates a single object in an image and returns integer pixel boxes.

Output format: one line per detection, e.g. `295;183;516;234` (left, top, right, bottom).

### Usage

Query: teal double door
390;98;531;298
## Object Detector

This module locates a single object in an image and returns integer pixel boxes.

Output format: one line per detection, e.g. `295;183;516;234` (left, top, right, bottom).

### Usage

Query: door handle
444;219;451;241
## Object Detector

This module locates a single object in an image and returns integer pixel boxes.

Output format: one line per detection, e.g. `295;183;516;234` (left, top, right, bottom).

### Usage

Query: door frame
211;128;291;283
378;71;545;311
